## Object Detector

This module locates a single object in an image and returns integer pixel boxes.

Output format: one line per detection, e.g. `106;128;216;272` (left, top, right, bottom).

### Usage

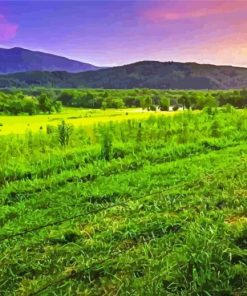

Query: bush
211;120;221;138
46;125;55;134
149;105;157;111
222;104;235;113
160;105;169;111
101;131;113;161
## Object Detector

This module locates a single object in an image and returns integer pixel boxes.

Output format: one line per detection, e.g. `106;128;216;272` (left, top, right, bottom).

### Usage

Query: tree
160;97;170;111
239;89;247;108
178;94;192;110
38;93;53;113
192;93;217;110
124;96;140;108
22;97;39;115
53;100;63;113
104;97;124;109
58;90;74;106
8;97;23;115
152;94;161;106
150;105;156;111
141;96;152;110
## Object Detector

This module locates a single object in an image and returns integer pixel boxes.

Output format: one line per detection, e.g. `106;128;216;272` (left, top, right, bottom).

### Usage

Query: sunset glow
1;0;247;67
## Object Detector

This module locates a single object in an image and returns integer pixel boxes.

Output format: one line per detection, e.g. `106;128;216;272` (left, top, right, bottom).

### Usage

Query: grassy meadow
0;107;175;135
0;105;246;295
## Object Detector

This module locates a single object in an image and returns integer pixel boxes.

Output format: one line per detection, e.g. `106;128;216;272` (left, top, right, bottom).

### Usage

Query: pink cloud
0;14;18;41
143;1;247;21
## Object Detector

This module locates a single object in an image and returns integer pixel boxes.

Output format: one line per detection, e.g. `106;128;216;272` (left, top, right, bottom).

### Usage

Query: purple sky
1;0;247;67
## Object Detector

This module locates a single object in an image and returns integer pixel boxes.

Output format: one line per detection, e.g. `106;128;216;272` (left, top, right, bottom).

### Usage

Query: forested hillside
1;61;247;89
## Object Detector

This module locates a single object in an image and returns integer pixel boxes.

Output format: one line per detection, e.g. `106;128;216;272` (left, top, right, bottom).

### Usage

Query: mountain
0;47;101;74
1;60;247;89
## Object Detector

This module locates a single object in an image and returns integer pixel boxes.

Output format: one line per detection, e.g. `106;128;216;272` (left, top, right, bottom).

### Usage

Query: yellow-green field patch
0;108;176;135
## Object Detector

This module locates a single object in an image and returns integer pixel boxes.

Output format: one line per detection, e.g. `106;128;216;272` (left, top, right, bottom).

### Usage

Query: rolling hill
0;47;101;74
1;60;247;89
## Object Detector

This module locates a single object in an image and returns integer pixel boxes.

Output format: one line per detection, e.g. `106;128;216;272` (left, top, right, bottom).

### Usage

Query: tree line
53;88;247;110
0;88;247;115
0;92;62;115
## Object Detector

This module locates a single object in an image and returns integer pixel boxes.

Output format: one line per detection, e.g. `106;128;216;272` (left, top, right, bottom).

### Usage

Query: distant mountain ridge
1;59;247;89
0;47;101;73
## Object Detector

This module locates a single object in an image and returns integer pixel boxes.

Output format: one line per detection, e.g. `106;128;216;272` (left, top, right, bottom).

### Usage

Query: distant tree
239;89;247;108
53;100;63;113
124;96;140;108
58;91;74;106
141;96;152;110
8;97;23;115
152;94;161;106
0;93;9;113
80;92;94;108
216;91;242;108
92;97;103;108
104;97;124;109
16;92;25;100
150;105;156;111
72;91;103;108
178;94;191;110
22;97;39;115
38;93;53;113
102;91;109;98
192;93;218;110
160;97;170;111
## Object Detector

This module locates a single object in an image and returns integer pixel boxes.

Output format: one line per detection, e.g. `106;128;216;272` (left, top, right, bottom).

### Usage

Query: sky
0;0;247;67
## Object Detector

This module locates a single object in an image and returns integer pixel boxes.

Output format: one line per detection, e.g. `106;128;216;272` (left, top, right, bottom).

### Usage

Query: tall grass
0;109;246;295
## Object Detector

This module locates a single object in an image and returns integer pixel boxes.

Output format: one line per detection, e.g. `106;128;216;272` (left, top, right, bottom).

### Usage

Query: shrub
101;131;112;161
211;120;221;138
46;124;55;134
160;105;169;111
150;105;156;111
58;120;73;147
222;104;235;113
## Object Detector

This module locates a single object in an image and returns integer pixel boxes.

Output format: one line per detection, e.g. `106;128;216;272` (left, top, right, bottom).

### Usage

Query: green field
0;107;172;135
0;108;246;295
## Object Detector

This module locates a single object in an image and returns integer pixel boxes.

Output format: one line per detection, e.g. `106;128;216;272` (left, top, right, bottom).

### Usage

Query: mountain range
1;47;247;89
0;47;100;74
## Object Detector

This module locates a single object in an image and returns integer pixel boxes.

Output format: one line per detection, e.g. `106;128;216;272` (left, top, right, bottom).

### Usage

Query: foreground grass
0;109;246;295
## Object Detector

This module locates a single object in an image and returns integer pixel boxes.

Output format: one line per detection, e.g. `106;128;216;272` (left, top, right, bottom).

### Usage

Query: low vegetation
0;107;246;295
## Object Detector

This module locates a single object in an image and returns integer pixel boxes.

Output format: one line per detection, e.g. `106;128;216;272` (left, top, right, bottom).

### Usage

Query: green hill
1;61;247;89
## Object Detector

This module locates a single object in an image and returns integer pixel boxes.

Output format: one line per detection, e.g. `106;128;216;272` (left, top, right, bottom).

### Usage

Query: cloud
143;1;247;21
0;15;18;41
